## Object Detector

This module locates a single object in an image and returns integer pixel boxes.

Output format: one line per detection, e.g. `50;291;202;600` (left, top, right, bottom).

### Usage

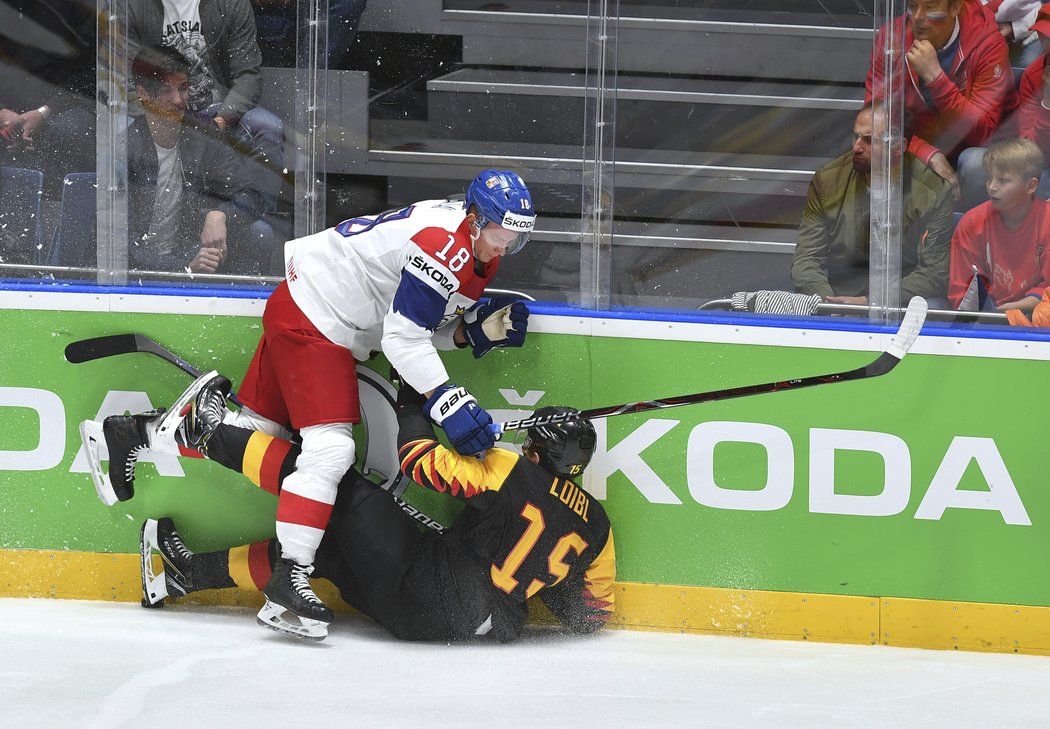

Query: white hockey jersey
284;199;499;394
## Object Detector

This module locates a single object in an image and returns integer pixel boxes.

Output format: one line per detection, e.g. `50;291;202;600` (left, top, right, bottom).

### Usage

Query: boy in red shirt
949;137;1050;318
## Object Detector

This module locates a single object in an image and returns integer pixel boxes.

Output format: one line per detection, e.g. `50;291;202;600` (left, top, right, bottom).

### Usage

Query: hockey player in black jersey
141;383;616;642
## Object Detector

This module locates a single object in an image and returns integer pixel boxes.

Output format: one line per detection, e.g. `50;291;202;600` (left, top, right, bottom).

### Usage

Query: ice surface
2;597;1048;729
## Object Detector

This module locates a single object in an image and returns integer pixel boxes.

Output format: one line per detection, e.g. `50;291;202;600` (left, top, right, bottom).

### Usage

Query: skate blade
139;519;168;608
256;599;329;641
79;420;117;507
153;370;221;452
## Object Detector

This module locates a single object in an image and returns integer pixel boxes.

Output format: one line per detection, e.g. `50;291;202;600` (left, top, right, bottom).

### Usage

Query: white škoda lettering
584;419;1030;524
500;211;535;232
409;255;455;293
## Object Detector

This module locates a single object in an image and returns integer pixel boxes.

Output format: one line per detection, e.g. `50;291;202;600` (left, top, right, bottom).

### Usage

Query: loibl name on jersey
550;478;590;522
501;211;535;232
409;255;455;294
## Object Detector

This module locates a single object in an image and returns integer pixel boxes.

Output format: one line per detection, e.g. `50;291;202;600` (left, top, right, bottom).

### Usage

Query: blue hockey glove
462;297;529;359
425;384;496;456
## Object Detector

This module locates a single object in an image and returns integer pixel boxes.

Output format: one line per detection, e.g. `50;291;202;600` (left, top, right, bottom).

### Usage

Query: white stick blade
886;296;928;360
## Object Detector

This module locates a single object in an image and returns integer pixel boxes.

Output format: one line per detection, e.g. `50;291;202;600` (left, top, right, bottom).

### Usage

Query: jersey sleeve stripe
392;274;453;331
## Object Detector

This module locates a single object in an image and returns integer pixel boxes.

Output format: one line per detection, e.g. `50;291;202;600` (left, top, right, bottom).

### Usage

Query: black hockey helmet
523;407;597;479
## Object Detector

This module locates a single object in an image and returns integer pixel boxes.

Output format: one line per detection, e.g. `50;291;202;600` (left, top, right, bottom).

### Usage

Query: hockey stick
68;333;446;529
66;334;206;379
65;334;242;405
495;296;928;434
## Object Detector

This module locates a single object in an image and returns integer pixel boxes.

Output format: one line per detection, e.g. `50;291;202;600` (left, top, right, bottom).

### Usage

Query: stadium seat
0;166;44;265
48;173;97;267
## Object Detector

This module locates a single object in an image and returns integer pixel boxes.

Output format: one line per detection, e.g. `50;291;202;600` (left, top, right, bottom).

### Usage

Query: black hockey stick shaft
495;297;928;433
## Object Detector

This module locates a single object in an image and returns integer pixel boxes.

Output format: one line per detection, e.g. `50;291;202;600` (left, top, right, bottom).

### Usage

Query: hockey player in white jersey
80;169;536;640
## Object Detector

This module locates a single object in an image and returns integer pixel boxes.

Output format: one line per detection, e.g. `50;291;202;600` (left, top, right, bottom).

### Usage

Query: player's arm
434;297;530;357
459;297;530;358
384;232;498;455
539;530;617;634
382;248;457;395
395;383;511;500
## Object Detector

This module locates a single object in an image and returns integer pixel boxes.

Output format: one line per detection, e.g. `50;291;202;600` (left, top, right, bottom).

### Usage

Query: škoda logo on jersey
409;255;455;294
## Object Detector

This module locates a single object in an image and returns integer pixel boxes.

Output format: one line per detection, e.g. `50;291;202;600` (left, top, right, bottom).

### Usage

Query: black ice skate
177;373;231;452
140;517;193;607
257;558;333;641
80;410;165;506
79;370;230;506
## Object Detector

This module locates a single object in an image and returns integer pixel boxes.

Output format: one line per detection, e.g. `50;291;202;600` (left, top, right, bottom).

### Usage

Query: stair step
442;4;873;81
426;68;862;156
364;120;824;226
485;218;797;305
445;0;873;18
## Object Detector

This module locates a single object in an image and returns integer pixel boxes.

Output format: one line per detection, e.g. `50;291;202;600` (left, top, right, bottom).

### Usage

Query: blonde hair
982;138;1045;183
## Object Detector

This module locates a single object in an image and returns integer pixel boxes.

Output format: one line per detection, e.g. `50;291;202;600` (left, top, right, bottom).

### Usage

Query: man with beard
790;104;956;307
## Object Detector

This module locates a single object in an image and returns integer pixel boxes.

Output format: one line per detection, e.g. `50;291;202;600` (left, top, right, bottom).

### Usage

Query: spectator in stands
128;46;275;275
0;0;96;195
867;0;1018;210
251;0;369;69
1005;284;1050;324
1017;4;1050;194
983;0;1043;67
791;104;955;306
127;0;285;211
948;137;1050;320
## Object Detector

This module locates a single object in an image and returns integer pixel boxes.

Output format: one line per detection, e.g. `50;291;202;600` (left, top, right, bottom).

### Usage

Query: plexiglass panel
1;0;1043;330
1;0;98;279
601;0;875;313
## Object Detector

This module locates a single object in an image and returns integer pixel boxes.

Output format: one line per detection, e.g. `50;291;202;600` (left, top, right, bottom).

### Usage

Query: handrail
483;288;536;301
698;297;1011;324
0;262;281;286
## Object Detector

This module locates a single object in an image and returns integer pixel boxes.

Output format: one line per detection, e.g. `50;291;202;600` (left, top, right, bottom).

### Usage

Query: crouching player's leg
136;419;356;640
80;371;234;506
138;422;302;610
138;446;436;641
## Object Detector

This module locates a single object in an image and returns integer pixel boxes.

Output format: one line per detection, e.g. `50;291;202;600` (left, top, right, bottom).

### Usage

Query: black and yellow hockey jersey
397;404;616;640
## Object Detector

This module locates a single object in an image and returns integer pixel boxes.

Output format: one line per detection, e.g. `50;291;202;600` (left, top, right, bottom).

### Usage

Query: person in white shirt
985;0;1043;67
84;169;536;640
